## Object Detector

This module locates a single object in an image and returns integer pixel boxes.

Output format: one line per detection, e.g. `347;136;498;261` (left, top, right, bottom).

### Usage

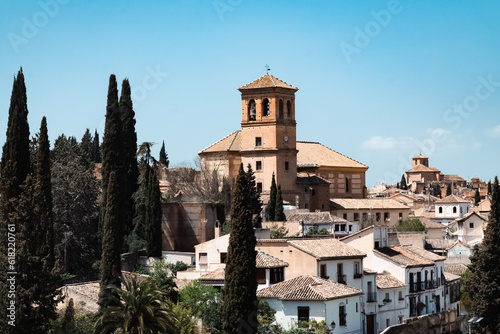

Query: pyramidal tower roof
238;73;298;91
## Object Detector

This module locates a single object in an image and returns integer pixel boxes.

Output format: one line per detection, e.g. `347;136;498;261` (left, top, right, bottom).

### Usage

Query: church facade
198;74;368;211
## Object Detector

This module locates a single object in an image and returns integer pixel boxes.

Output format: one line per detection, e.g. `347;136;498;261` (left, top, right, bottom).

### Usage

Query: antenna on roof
264;64;271;73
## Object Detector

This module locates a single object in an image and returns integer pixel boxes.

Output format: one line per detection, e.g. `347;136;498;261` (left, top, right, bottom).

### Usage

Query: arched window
286;100;291;117
279;99;284;119
438;207;443;214
262;98;270;116
346;177;349;193
453;206;457;214
248;99;256;121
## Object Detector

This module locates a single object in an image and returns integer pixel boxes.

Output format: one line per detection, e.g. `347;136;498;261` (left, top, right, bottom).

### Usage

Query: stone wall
381;309;462;334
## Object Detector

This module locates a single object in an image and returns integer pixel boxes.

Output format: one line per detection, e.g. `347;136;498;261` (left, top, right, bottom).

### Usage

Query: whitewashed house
434;194;471;226
376;273;408;332
257;275;363;332
448;212;486;245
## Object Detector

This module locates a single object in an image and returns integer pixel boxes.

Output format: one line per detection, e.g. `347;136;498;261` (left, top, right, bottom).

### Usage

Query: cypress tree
98;171;123;309
222;164;257;333
446;184;452;196
159;140;169;167
467;177;500;333
99;74;125;253
246;164;262;227
35;117;54;267
400;174;407;190
474;189;481;207
80;128;93;163
274;184;286;222
265;173;277;222
1;68;31;188
93;129;101;163
488;180;492;196
120;79;139;240
146;164;162;257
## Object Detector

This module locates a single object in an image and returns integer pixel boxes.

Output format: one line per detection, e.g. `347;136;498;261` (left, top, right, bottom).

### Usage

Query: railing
353;273;363;279
366;292;377;302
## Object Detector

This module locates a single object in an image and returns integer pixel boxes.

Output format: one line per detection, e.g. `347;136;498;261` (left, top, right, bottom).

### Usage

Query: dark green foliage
80;128;93;163
35;117;54;267
270;222;289;239
148;260;179;303
488;180;492;196
1;68;31;192
93;129;101;163
99;74;125;254
395;218;427;232
222;164;258;334
246;164;262;227
265;173;277;221
475;189;481;206
98;171;123;309
400;174;407;190
460;269;471;308
275;185;286;222
431;183;441;198
128;152;163;256
95;278;177;334
467;177;500;333
52;135;100;274
166;261;189;277
446;183;452;196
120;79;139;239
180;280;222;333
159;140;169;167
306;226;329;235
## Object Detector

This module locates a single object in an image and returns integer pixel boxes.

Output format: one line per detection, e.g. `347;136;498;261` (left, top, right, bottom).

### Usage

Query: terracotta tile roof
444;271;461;282
296;173;330;185
377;273;406;289
288;238;366;260
454;211;486;223
405;164;438;173
286;211;347;224
198;130;241;154
413;154;428;159
417;217;445;229
443;174;466;182
436;194;470;204
424;238;455;250
330;198;409;210
375;245;444;268
297;141;368;169
256;275;362;301
199;267;225;281
256;250;288;268
444;264;468;276
238;74;298;91
364;267;377;275
340;225;375;241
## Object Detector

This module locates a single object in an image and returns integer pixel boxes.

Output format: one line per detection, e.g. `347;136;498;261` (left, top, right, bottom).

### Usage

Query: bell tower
238;74;298;200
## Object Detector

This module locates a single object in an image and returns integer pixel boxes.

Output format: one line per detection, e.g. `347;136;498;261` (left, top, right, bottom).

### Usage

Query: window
297;307;309;323
287;100;291;117
279;99;284;119
376;213;381;222
339;304;347;326
345;177;349;192
384;292;391;303
386;319;390;328
356;302;358;312
320;264;328;279
399;212;403;220
453;206;457;214
256;269;266;284
337;263;345;284
470;222;474;228
304;187;308;193
374;241;380;248
311;189;315;196
362;213;368;221
384;212;390;221
220;252;227;263
270;268;284;284
354;262;362;278
398;315;403;324
285;161;289;171
256;161;262;170
262;98;270;116
255;137;262;146
257;182;262;193
348;225;352;231
343;213;348;220
439;206;443;214
399;290;404;301
248;99;256;121
354;213;359;221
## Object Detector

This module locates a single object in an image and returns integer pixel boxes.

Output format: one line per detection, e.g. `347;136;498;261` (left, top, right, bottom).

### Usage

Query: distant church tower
238;74;298;198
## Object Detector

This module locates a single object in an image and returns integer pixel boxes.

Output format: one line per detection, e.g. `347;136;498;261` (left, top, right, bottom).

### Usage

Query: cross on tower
264;64;271;73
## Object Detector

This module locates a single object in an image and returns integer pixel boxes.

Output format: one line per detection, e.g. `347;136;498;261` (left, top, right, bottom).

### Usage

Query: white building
448;212;486;245
434;194;471;225
257;275;363;332
376;273;407;331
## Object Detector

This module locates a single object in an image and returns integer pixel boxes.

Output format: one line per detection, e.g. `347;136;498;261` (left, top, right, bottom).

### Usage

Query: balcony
353;273;363;279
366;292;377;302
338;274;347;285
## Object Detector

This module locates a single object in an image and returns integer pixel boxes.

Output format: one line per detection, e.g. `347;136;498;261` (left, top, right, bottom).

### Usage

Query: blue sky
1;0;499;188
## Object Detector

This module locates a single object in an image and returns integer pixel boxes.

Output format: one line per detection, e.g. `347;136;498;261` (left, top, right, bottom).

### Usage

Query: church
198;74;368;212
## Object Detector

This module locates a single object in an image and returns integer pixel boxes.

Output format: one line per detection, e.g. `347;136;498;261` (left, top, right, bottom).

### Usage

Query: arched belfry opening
279;99;284;119
287;100;291;117
248;99;256;121
262;98;270;116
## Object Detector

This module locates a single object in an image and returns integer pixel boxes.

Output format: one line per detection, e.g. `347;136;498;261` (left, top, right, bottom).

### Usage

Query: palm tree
95;277;177;334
